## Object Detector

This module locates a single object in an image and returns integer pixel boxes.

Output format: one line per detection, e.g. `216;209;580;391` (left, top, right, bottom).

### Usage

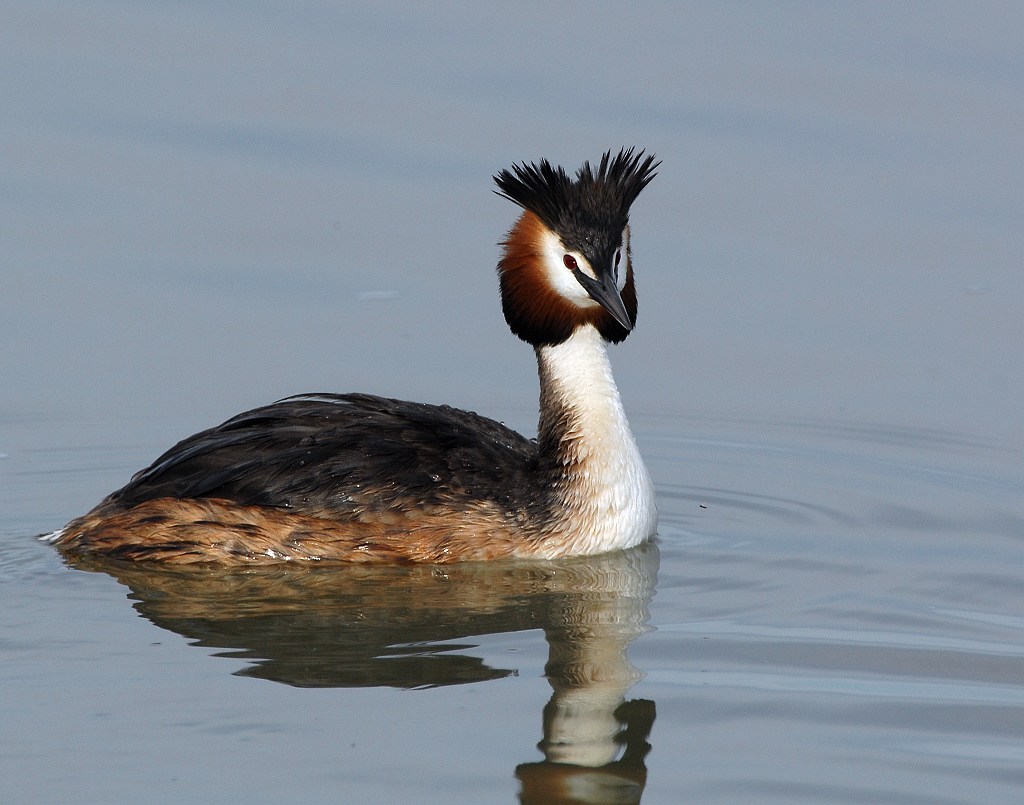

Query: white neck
534;325;657;556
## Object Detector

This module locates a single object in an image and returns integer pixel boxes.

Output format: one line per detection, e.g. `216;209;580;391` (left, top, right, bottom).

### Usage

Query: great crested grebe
50;148;659;564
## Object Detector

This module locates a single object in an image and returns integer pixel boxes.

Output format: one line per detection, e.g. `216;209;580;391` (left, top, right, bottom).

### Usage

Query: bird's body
50;149;659;564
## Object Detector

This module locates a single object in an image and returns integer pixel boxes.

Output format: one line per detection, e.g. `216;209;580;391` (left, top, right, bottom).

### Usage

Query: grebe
51;148;659;564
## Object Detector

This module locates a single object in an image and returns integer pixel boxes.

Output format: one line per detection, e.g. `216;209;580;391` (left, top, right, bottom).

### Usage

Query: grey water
2;3;1022;803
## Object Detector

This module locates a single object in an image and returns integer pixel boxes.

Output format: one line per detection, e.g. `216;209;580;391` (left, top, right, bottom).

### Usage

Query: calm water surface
2;4;1021;803
3;415;1022;802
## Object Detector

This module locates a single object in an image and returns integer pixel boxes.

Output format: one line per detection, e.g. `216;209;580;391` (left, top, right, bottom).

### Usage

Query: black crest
494;148;659;247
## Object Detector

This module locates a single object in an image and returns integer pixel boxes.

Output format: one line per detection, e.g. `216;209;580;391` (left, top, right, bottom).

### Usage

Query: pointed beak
570;266;634;331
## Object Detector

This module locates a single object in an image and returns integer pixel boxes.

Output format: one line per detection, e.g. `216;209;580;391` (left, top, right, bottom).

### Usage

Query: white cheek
616;227;630;292
539;229;599;307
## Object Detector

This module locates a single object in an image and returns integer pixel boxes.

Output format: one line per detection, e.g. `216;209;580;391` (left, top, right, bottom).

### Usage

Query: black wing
108;394;537;515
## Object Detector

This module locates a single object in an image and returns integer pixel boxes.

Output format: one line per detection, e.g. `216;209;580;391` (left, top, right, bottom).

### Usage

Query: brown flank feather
57;497;548;565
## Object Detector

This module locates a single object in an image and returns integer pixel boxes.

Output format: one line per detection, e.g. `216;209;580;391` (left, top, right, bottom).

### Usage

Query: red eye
562;254;578;270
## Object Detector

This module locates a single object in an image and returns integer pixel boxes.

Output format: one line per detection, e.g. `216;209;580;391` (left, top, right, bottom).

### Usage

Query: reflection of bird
66;542;659;695
517;699;655;805
50;149;659;564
